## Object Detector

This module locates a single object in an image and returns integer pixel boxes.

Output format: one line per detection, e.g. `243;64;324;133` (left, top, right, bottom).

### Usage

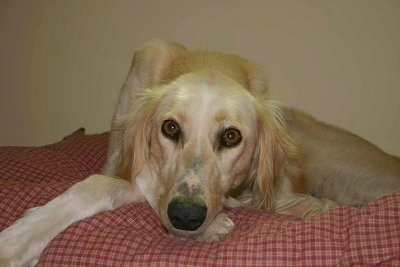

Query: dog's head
117;40;296;239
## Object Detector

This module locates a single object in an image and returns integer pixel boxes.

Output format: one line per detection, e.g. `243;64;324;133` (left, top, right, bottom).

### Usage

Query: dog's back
283;107;400;206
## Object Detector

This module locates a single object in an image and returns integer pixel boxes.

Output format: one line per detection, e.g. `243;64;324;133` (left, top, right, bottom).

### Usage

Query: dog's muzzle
167;197;207;231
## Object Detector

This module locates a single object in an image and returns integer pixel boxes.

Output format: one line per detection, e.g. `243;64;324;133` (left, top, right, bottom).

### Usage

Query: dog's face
118;41;296;239
135;71;259;238
153;72;259;237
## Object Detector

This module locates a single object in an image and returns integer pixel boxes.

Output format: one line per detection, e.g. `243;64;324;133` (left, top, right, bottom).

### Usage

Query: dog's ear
251;100;298;211
117;90;165;181
107;40;186;179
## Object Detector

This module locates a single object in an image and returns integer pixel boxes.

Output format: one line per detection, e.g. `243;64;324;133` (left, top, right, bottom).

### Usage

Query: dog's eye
220;128;242;148
162;120;180;141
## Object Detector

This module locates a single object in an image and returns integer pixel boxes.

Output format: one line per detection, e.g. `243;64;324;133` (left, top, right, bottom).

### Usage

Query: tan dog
1;40;400;266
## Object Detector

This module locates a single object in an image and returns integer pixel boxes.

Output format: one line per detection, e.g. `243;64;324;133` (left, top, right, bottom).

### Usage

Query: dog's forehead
161;71;256;120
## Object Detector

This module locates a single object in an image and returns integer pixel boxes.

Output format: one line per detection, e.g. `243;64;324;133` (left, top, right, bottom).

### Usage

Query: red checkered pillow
1;130;399;266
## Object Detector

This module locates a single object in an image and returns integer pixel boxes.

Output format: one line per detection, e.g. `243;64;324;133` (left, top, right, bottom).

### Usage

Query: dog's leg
102;61;137;176
283;108;400;205
0;174;143;267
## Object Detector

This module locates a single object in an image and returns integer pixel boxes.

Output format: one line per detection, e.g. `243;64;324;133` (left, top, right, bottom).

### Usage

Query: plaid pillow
1;130;399;266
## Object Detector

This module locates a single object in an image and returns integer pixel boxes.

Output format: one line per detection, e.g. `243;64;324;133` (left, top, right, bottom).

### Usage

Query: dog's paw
0;234;40;267
196;212;234;242
0;208;46;267
0;255;39;267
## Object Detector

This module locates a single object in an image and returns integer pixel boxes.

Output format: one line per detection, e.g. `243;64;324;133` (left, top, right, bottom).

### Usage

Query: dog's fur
1;40;400;266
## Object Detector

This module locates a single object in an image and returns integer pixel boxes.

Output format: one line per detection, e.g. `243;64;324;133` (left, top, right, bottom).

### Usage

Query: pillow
0;128;108;228
1;129;399;266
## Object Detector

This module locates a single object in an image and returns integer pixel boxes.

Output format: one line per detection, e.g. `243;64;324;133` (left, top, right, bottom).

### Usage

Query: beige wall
0;0;399;155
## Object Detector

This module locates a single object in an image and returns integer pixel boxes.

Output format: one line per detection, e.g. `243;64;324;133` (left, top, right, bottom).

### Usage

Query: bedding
1;129;399;266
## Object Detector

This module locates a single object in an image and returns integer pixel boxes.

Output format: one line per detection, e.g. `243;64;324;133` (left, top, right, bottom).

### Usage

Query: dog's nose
167;197;207;231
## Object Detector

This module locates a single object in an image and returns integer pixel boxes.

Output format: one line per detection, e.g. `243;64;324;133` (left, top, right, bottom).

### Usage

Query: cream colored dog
1;40;400;266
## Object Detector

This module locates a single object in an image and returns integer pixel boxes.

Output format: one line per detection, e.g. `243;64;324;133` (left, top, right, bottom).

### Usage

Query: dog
1;40;400;266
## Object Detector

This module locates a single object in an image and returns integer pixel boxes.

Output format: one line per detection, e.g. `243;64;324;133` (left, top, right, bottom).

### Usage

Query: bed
1;129;399;266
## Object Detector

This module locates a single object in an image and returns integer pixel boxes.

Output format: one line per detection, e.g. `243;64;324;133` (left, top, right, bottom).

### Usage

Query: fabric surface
0;130;399;266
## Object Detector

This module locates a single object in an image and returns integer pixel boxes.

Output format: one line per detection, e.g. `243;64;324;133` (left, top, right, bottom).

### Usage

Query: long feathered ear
105;40;186;178
117;90;166;181
251;100;298;211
